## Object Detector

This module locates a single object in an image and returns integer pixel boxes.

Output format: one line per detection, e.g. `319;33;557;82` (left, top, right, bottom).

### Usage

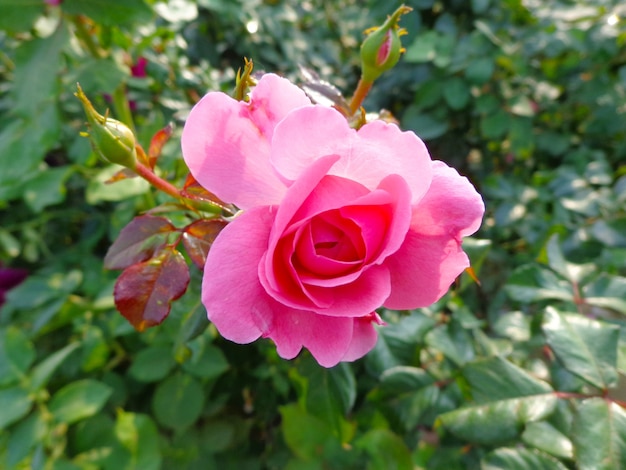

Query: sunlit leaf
482;447;569;470
438;394;557;445
505;264;573;303
104;215;177;270
543;307;618;389
521;421;573;459
114;248;190;331
438;357;557;444
572;398;626;470
181;219;227;269
49;379;112;425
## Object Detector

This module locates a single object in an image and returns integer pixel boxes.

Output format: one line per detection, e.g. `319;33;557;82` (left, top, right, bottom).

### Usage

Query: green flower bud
360;5;412;83
75;84;137;169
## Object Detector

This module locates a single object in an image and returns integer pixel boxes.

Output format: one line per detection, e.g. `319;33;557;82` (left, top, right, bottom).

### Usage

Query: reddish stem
349;78;373;115
133;163;183;200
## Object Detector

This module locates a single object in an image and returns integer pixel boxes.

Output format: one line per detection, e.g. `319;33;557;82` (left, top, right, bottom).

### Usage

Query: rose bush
182;74;484;367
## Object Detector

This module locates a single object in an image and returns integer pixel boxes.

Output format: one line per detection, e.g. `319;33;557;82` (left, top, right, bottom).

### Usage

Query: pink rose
182;74;484;367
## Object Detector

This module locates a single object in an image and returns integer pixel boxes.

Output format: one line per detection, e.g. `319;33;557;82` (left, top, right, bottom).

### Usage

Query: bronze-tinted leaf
181;173;228;206
114;248;190;331
104;215;177;270
147;124;173;169
182;219;228;269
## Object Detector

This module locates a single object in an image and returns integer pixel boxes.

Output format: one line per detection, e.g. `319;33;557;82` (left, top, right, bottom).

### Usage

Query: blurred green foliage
1;0;626;468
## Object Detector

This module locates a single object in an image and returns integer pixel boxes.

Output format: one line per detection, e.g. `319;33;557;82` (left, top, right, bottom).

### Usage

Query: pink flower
182;74;484;367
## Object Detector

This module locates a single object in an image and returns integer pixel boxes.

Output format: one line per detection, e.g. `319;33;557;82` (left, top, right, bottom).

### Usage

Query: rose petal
341;314;380;362
383;161;485;309
271;106;433;203
202;206;276;343
268;310;355;367
261;154;341;295
181;74;311;209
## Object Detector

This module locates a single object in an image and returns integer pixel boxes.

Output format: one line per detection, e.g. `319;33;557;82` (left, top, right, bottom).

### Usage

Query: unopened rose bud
360;5;412;83
75;84;137;169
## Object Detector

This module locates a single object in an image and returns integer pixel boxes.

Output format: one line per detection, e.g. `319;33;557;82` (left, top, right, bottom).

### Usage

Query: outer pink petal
202;206;276;343
268;310;354;367
181;74;310;209
271;106;433;204
383;161;485;309
341;315;379;362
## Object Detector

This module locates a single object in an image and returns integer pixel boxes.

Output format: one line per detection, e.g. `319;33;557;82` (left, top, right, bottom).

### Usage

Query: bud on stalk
360;5;412;83
75;83;137;169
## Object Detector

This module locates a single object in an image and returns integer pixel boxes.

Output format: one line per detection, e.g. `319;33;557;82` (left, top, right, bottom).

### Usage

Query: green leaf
12;24;68;115
402;106;449;140
466;57;495;84
404;31;439;63
572;398;626;470
280;404;338;462
0;386;33;430
128;345;176;383
425;321;475;366
482;447;569;470
181;343;229;380
443;77;470;110
22;167;71;213
355;429;413;470
481;109;510;140
521;421;574;459
152;373;204;430
296;358;356;440
86;165;150;204
543;307;619;389
463;357;553;402
366;312;436;373
0;327;35;387
438;357;557;444
0;0;43;32
582;274;626;315
62;0;153;26
30;342;80;391
505;264;573;304
71;57;129;96
438;395;557;445
49;379;112;424
0;106;62;202
379;366;435;395
6;410;46;468
114;411;162;470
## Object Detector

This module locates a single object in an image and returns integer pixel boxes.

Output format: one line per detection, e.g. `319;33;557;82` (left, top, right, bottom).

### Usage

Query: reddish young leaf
104;215;177;270
105;167;137;183
181;173;228;207
114;248;190;331
182;219;228;269
148;124;173;169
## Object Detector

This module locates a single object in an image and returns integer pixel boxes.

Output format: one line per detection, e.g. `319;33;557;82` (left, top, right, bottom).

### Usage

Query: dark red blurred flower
0;264;28;307
131;57;148;78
